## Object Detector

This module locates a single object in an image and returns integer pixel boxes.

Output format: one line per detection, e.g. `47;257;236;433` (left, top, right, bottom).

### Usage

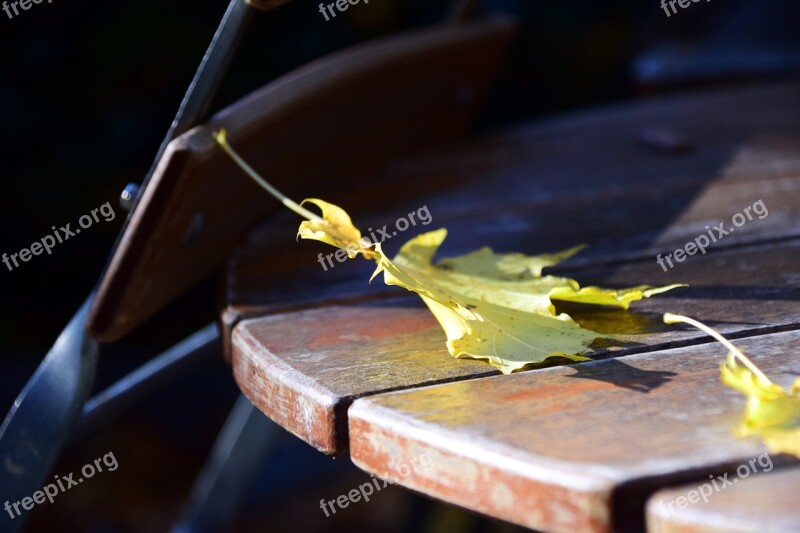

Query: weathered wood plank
231;240;800;455
348;331;800;533
646;467;800;533
384;83;800;215
232;301;494;455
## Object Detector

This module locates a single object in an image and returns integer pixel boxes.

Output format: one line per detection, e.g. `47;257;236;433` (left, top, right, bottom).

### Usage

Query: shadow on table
564;359;677;394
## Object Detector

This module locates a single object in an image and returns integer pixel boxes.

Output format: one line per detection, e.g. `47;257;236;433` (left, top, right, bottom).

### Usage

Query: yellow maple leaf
214;130;685;374
665;313;800;457
294;196;683;374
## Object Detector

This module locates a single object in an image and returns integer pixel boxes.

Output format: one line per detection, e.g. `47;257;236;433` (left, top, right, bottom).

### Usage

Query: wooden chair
0;0;516;530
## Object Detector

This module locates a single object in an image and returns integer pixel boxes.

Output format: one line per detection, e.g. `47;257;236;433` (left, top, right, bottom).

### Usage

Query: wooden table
223;82;800;532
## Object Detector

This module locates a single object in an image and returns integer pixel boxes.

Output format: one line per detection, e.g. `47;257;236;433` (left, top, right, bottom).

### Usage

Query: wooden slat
232;300;493;455
646;467;800;533
383;82;800;216
231;239;800;455
348;330;800;533
86;18;517;342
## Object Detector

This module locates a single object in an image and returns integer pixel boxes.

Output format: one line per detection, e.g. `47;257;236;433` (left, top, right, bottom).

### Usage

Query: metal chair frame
0;1;482;531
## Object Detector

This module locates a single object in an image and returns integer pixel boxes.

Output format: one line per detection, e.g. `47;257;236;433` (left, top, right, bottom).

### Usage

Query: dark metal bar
71;324;221;442
0;297;99;532
141;0;255;199
105;0;256;259
172;395;283;533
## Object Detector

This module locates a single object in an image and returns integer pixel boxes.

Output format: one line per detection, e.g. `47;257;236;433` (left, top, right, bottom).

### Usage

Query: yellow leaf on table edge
665;314;800;458
298;199;685;374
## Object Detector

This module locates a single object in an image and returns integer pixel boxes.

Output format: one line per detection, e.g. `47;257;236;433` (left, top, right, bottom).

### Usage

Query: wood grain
348;331;800;533
231;239;800;456
646;467;800;533
232;301;494;455
86;18;517;342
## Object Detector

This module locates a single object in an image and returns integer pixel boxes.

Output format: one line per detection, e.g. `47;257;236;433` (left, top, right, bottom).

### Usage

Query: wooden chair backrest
87;17;517;342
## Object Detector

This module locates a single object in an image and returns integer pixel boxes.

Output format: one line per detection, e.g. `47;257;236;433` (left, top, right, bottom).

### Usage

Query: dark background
1;0;798;531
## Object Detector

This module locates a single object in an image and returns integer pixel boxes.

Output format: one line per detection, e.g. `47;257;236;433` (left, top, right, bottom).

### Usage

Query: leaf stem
663;313;773;385
212;129;322;222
